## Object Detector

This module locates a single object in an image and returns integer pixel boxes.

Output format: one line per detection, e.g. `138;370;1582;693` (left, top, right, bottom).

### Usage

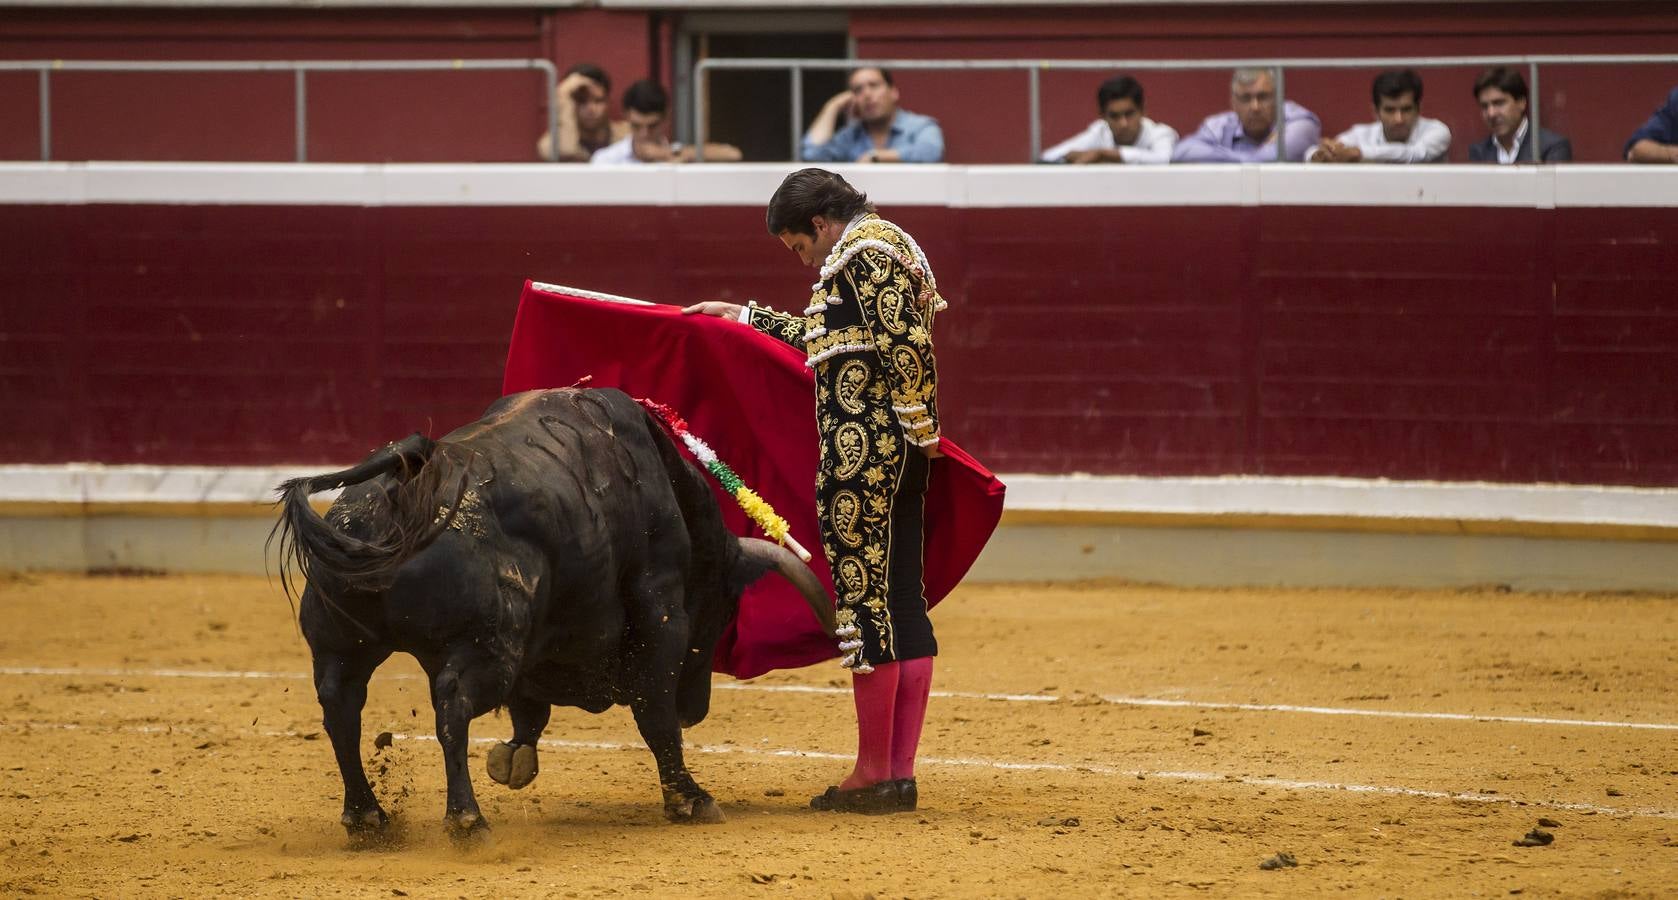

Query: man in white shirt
1041;75;1177;165
1308;69;1451;164
591;79;741;164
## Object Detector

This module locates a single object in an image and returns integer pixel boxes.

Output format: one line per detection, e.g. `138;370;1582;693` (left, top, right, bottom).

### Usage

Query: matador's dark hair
765;168;876;237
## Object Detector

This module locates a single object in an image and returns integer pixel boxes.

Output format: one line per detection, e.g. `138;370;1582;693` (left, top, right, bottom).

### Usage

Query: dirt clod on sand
1513;829;1555;847
1259;852;1299;870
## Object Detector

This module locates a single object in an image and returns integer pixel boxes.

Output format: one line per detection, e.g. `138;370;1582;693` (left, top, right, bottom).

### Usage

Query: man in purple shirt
1172;68;1321;163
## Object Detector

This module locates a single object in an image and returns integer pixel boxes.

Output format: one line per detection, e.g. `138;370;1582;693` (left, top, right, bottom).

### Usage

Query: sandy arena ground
2;572;1676;898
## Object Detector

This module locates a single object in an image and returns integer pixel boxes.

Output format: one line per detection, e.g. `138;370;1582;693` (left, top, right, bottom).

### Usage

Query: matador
742;213;946;673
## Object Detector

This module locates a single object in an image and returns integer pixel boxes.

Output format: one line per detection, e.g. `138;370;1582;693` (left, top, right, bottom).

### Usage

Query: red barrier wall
3;195;1673;486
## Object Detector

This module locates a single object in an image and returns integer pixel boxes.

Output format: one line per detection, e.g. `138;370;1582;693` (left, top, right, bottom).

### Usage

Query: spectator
1308;69;1451;164
1625;85;1678;164
538;63;627;162
801;67;944;164
1172;68;1321;163
1468;67;1571;164
1041;75;1177;165
591;80;741;164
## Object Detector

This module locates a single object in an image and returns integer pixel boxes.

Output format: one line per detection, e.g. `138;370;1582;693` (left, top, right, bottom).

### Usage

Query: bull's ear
737;538;837;637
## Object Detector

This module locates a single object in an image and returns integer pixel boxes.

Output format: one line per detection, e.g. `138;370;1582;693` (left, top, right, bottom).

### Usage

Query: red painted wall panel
0;8;645;163
3;201;1676;487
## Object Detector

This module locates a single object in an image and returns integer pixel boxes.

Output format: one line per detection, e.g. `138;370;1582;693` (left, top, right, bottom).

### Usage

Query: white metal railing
692;54;1678;163
0;58;560;163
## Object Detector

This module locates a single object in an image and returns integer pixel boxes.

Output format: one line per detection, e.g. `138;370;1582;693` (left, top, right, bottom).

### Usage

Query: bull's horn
739;537;836;638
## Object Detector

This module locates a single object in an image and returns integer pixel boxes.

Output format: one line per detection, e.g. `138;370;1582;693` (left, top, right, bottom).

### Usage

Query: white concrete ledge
2;162;1674;208
5;465;1676;529
1002;474;1678;529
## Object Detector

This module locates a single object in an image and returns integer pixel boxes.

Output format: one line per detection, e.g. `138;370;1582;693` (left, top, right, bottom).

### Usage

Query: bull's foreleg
314;650;392;840
627;615;724;823
486;694;548;790
428;654;510;841
630;695;722;824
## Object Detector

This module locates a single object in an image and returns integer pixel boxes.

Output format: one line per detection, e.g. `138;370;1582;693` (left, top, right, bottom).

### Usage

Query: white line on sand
7;720;1675;821
1096;695;1678;732
4;664;1674;732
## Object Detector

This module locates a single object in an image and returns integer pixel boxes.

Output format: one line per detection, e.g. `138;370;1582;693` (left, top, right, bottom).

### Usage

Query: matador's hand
681;300;743;319
919;438;943;459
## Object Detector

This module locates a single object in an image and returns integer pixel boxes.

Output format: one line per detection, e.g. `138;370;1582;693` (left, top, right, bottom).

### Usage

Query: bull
272;387;834;838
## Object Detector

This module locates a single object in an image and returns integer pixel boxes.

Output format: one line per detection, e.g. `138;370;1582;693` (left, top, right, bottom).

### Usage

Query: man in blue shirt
801;67;944;163
1625;85;1678;164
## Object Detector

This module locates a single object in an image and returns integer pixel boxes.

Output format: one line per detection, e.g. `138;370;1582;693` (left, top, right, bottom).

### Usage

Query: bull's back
439;388;687;565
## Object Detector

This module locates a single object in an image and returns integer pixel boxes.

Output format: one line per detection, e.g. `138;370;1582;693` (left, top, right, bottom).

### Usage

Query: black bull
272;387;834;837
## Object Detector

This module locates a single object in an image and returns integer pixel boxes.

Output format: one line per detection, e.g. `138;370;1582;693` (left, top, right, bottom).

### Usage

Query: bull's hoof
342;807;397;848
443;811;491;846
665;794;726;825
341;806;390;836
510;744;538;789
488;741;539;790
487;742;512;785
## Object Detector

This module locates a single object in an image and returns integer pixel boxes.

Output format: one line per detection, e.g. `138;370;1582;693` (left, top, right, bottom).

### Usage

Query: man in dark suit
1468;67;1571;164
1625;85;1678;164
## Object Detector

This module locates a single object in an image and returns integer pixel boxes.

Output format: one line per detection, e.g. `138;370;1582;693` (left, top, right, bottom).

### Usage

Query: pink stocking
840;661;899;789
890;656;934;780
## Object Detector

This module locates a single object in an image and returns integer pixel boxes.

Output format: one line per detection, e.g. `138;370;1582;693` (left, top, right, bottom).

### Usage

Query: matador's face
778;216;846;268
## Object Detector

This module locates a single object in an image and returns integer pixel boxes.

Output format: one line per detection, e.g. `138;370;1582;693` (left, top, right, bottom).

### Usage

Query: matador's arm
839;251;941;447
742;301;807;349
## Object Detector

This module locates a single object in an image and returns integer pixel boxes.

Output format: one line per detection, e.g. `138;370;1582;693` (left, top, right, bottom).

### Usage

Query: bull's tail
269;433;469;605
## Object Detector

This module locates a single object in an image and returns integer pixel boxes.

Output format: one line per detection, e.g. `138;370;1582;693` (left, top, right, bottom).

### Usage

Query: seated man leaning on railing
1041;74;1177;165
591;80;741;164
538;63;629;162
1172;67;1321;163
1467;67;1571;164
801;66;944;164
1624;84;1678;164
1307;69;1451;164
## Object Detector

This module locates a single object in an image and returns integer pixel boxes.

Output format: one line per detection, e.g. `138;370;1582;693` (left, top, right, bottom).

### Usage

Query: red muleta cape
501;281;1006;679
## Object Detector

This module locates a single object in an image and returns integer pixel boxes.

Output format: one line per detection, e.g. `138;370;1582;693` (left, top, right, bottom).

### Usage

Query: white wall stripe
7;720;1673;821
7;466;1676;528
1;163;1673;209
4;665;1673;732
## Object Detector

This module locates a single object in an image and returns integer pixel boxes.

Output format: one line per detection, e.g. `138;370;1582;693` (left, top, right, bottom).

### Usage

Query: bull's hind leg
427;650;512;841
487;694;548;790
314;650;392;839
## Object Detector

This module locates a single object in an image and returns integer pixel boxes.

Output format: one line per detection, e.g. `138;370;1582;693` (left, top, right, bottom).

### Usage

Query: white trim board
1002;474;1678;529
4;464;1675;529
1;162;1673;209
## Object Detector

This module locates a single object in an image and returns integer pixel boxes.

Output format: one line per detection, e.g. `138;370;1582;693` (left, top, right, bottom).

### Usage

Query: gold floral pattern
835;360;870;414
830;489;863;548
832;423;869;480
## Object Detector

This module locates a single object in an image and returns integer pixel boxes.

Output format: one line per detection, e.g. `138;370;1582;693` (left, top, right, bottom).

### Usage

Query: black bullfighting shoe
809;781;904;814
895;778;917;811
